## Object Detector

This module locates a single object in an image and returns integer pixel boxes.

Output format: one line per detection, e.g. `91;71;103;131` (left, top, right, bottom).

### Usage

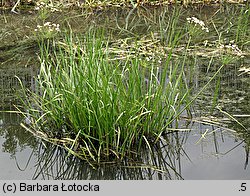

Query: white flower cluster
35;1;61;12
187;17;209;33
35;22;60;33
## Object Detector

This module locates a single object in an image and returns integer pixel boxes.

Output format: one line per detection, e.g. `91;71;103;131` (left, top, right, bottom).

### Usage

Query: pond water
0;4;249;179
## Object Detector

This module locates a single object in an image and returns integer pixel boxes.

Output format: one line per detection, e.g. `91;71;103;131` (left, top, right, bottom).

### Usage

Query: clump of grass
17;28;191;162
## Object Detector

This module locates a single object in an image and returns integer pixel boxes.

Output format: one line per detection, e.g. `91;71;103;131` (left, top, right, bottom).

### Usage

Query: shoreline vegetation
0;0;248;11
1;1;249;166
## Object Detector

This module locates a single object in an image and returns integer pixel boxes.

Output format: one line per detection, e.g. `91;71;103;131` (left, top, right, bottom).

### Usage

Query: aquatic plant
158;6;184;47
17;28;193;162
16;3;238;164
186;16;209;33
34;21;61;39
235;7;250;47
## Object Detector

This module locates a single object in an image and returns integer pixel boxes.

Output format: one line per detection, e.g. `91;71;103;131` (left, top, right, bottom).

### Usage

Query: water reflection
0;110;37;179
30;120;249;180
0;67;38;179
32;131;185;180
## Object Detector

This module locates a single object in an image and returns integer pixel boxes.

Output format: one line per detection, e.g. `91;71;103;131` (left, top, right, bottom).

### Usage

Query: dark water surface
0;4;249;179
